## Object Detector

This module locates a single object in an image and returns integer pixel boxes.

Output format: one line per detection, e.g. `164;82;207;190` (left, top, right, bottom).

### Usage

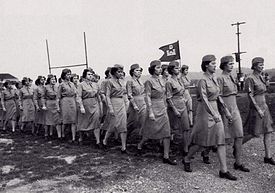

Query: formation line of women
1;55;274;181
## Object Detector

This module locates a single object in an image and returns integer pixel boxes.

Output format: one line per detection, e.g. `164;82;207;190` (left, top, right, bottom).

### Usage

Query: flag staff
83;32;88;68
46;39;51;74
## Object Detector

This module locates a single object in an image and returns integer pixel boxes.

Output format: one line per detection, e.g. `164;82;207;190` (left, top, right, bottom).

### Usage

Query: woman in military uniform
243;57;275;165
126;64;146;136
102;64;128;153
1;80;17;133
182;55;237;181
19;77;35;133
137;60;176;165
166;61;191;156
77;68;102;147
58;69;77;143
218;55;249;172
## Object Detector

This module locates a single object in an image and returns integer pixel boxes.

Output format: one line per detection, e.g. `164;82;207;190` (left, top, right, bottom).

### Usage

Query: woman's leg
71;124;76;141
163;137;170;159
120;132;127;151
11;120;16;132
93;128;101;144
56;124;61;139
264;133;272;158
234;137;243;165
103;131;112;145
217;145;227;173
184;144;202;163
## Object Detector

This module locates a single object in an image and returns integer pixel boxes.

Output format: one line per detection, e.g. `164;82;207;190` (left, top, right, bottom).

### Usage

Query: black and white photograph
0;0;275;192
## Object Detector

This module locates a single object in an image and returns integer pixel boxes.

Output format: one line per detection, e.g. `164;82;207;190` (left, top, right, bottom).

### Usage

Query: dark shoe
121;149;129;155
95;143;102;149
102;143;108;151
182;151;188;157
234;163;250;172
163;157;177;165
201;151;211;164
211;146;218;153
264;157;275;165
219;171;237;181
182;159;192;172
136;148;143;156
78;141;83;145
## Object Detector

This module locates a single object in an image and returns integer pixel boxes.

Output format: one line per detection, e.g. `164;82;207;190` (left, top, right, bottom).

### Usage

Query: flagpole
178;40;182;68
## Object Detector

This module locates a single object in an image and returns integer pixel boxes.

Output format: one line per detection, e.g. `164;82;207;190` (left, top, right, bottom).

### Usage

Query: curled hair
105;69;110;79
82;68;94;79
181;65;189;73
3;81;10;88
201;61;211;72
15;82;22;89
129;67;143;77
110;67;120;76
167;65;175;75
60;69;71;80
148;66;156;75
219;62;227;70
46;75;57;85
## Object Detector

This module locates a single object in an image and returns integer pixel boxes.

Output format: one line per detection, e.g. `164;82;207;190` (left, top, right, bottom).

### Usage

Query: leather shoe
264;157;275;165
163;158;177;165
201;151;211;164
219;171;237;181
234;163;250;172
182;159;192;172
121;149;129;155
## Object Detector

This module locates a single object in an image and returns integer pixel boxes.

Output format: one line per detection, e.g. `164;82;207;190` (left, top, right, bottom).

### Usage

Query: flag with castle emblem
159;41;181;62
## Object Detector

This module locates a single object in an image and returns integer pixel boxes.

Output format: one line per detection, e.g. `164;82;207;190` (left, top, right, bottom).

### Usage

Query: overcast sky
1;0;275;80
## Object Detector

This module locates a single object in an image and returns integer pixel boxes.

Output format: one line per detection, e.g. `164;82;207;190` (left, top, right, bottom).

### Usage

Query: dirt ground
1;93;275;193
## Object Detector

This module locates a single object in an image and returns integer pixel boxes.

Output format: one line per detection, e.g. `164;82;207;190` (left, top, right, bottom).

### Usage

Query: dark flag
159;41;181;62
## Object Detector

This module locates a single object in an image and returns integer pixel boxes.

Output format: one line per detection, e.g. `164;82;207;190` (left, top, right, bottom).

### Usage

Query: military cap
220;55;234;64
130;63;140;70
252;57;264;65
150;60;161;67
202;55;216;62
168;61;180;68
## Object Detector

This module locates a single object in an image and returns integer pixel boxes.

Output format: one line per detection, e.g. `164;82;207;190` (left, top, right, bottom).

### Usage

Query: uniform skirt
127;95;146;134
191;100;225;147
77;98;100;131
108;97;127;133
35;99;45;125
4;99;17;122
60;97;77;124
221;95;243;140
21;99;35;122
45;100;61;126
108;98;127;133
142;98;171;139
167;96;190;135
244;94;274;136
184;90;192;111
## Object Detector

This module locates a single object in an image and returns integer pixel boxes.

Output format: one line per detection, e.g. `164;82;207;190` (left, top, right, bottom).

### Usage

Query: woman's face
224;61;234;73
162;69;169;77
254;62;264;73
133;68;142;78
115;69;124;79
154;64;162;76
206;60;216;74
65;72;71;80
86;71;94;81
40;78;45;85
50;77;56;85
72;76;79;84
182;68;188;76
172;66;180;75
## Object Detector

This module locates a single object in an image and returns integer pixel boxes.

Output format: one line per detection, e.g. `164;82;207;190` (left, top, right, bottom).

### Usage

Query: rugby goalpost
46;32;89;74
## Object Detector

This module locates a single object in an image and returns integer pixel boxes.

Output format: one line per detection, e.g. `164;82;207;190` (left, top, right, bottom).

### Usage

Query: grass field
1;93;275;193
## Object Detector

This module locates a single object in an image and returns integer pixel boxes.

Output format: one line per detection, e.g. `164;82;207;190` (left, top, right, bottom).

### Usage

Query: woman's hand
149;112;155;121
80;107;85;114
174;109;181;118
258;109;264;119
213;114;221;123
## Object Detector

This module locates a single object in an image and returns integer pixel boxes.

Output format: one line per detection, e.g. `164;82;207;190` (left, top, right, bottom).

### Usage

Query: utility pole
231;22;246;79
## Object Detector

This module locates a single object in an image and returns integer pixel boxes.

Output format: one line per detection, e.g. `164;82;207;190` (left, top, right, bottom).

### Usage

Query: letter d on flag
159;41;181;62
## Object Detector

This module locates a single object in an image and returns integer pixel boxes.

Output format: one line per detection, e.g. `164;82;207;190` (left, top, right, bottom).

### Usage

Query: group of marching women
1;54;274;181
